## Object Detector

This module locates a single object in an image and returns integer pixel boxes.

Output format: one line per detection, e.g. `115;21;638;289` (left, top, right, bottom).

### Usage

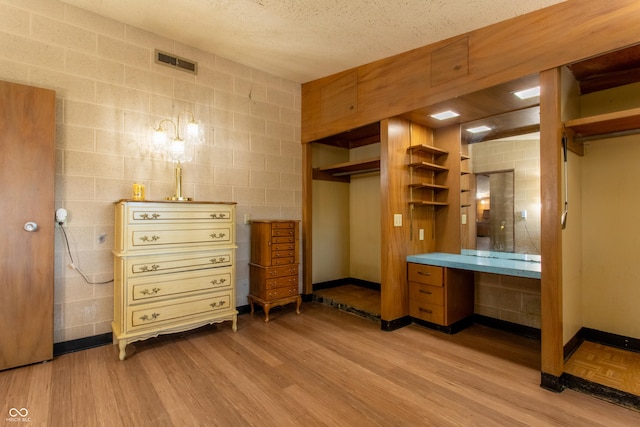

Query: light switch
461;214;467;225
393;214;402;227
419;229;424;240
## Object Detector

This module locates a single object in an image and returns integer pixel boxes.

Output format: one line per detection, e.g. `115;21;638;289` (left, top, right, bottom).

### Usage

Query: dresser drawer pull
139;235;160;242
210;232;227;239
210;300;228;308
210;257;228;264
211;278;227;285
140;287;161;295
210;213;229;219
418;271;431;276
418;289;433;295
418;307;433;314
140;213;160;220
139;264;160;272
140;313;160;321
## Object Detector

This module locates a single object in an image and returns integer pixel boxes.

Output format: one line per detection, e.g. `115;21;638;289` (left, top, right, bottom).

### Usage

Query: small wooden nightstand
248;220;301;322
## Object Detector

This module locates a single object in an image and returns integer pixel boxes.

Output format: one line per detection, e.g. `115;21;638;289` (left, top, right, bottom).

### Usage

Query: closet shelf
313;157;380;181
407;144;448;157
564;107;640;138
408;183;449;191
408;200;448;207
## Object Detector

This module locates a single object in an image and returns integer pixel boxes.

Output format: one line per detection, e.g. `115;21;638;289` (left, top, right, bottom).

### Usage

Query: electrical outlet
243;213;251;224
55;208;68;224
393;214;402;227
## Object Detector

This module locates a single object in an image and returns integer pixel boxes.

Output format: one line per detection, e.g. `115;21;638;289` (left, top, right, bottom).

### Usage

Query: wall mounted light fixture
152;110;204;201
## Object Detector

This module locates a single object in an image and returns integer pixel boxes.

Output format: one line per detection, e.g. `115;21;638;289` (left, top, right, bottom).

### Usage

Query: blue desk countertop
407;250;541;279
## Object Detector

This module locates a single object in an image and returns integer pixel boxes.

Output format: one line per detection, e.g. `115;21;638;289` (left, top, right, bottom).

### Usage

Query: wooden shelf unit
407;144;449;208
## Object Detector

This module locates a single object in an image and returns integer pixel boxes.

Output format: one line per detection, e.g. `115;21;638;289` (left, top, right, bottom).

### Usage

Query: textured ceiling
61;0;564;83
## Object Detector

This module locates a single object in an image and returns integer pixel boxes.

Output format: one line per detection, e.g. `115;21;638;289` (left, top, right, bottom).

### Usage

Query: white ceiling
61;0;564;83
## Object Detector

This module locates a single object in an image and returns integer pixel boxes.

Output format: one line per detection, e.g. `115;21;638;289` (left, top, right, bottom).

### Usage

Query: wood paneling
540;68;564;378
302;0;640;143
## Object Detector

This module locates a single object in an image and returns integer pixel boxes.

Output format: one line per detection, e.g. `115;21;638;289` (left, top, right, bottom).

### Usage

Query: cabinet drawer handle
419;289;432;295
418;307;433;314
418;271;431;276
210;300;228;308
210;232;227;239
210;257;228;264
140;287;161;295
139;235;160;242
211;278;227;285
210;213;229;219
140;313;160;321
139;264;160;272
140;213;160;220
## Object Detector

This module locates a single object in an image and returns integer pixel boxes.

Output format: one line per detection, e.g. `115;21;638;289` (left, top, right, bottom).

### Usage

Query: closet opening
308;122;382;321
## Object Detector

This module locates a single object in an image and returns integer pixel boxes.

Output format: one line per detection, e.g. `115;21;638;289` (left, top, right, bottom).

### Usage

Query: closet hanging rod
575;128;640;142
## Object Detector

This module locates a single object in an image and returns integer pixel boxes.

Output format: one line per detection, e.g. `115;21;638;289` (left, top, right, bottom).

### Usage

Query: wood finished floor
2;303;640;426
565;341;640;396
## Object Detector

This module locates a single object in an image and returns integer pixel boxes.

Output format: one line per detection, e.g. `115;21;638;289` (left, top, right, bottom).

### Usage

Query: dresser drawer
409;301;445;325
271;222;295;231
408;263;444;287
129;267;232;305
128;292;233;330
265;275;298;290
409;282;444;305
271;256;295;266
124;250;233;278
127;204;233;224
272;228;296;237
127;225;232;252
264;285;299;301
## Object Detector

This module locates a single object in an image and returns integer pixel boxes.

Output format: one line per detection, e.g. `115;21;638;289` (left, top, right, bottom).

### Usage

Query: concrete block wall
474;272;541;329
0;0;301;343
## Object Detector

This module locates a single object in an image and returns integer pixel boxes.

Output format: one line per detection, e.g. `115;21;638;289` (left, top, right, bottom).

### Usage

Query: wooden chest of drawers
408;262;473;327
248;220;301;322
112;201;237;360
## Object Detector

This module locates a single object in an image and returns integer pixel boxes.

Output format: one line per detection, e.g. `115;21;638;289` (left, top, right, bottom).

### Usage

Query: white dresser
112;200;237;360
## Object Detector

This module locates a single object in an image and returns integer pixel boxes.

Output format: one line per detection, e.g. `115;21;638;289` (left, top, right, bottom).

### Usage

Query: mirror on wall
466;133;541;254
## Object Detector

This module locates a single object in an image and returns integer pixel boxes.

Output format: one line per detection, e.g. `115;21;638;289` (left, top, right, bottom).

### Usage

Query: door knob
24;222;39;232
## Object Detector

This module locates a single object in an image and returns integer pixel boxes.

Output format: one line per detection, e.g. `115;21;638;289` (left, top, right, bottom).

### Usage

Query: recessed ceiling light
466;125;492;133
430;110;459;120
513;86;540;99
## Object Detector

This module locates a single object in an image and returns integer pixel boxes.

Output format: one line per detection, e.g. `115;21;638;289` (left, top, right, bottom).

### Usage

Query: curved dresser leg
295;296;302;314
263;303;272;322
118;340;127;361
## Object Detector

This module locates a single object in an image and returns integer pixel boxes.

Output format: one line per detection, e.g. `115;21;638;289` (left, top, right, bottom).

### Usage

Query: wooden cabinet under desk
112;200;238;360
248;220;301;322
408;262;473;328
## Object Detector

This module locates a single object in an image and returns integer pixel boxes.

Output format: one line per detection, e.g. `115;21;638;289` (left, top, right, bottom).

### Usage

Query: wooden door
0;80;55;370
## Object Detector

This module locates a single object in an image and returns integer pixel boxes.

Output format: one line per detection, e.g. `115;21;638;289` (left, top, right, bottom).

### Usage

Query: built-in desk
407;250;541;279
406;250;541;332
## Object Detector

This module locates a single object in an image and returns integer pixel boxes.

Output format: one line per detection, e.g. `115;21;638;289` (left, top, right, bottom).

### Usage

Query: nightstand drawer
408;263;444;287
409;282;444;305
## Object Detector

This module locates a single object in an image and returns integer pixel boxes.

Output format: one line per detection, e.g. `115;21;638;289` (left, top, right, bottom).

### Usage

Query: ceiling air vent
155;49;198;75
